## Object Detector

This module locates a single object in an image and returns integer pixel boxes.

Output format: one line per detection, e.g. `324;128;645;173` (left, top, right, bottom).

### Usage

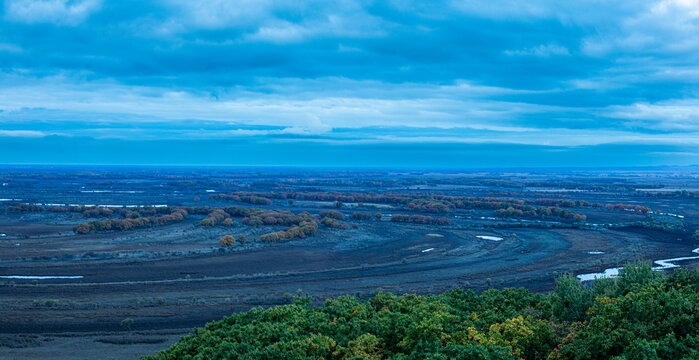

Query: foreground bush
145;265;699;360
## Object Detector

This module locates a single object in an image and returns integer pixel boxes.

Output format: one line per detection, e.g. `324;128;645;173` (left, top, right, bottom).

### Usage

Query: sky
0;0;698;167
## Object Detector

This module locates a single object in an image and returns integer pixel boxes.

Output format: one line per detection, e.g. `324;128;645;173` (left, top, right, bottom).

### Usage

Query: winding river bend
577;247;699;281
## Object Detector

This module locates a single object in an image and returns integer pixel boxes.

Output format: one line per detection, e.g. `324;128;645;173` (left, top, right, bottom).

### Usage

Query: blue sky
0;0;697;167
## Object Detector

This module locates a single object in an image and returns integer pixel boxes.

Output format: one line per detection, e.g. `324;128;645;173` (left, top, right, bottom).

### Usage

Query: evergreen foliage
145;264;699;359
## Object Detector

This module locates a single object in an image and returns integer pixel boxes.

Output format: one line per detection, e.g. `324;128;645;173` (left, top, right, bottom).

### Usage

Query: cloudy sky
0;0;698;167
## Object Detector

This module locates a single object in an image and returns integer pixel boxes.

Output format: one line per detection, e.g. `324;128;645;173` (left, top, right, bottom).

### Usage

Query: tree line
390;214;451;225
74;209;188;234
259;213;319;243
207;191;601;221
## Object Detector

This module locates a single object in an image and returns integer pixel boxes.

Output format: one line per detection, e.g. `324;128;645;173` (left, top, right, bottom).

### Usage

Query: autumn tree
219;235;235;246
319;210;344;220
351;212;372;220
74;223;90;234
320;217;341;228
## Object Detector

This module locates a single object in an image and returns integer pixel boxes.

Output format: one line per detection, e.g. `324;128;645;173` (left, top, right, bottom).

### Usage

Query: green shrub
145;266;699;360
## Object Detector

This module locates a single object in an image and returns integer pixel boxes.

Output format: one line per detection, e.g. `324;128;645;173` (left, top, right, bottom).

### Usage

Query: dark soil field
1;167;697;359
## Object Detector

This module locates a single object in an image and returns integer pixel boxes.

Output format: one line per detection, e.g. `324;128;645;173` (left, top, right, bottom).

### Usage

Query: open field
1;167;697;358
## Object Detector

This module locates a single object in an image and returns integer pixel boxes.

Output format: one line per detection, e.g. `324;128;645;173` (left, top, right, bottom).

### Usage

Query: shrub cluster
350;212;373;220
532;199;591;207
604;203;652;213
496;206;587;222
199;209;230;227
211;194;272;206
242;210;314;227
82;207;114;218
319;210;345;220
219;235;235;246
259;218;318;243
74;209;188;234
7;203;43;212
390;214;451;225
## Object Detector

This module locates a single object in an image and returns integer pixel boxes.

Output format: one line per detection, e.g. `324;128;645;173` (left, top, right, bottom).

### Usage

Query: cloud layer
0;0;697;166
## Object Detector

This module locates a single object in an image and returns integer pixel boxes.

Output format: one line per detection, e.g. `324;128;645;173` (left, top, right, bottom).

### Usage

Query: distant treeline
604;203;652;213
5;196;661;236
644;190;699;198
7;194;651;224
210;191;598;221
247;176;666;193
391;214;451;225
211;194;272;205
496;206;587;222
74;208;188;233
6;203;177;218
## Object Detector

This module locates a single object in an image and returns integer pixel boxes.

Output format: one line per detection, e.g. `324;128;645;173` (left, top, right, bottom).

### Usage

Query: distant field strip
0;275;84;279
